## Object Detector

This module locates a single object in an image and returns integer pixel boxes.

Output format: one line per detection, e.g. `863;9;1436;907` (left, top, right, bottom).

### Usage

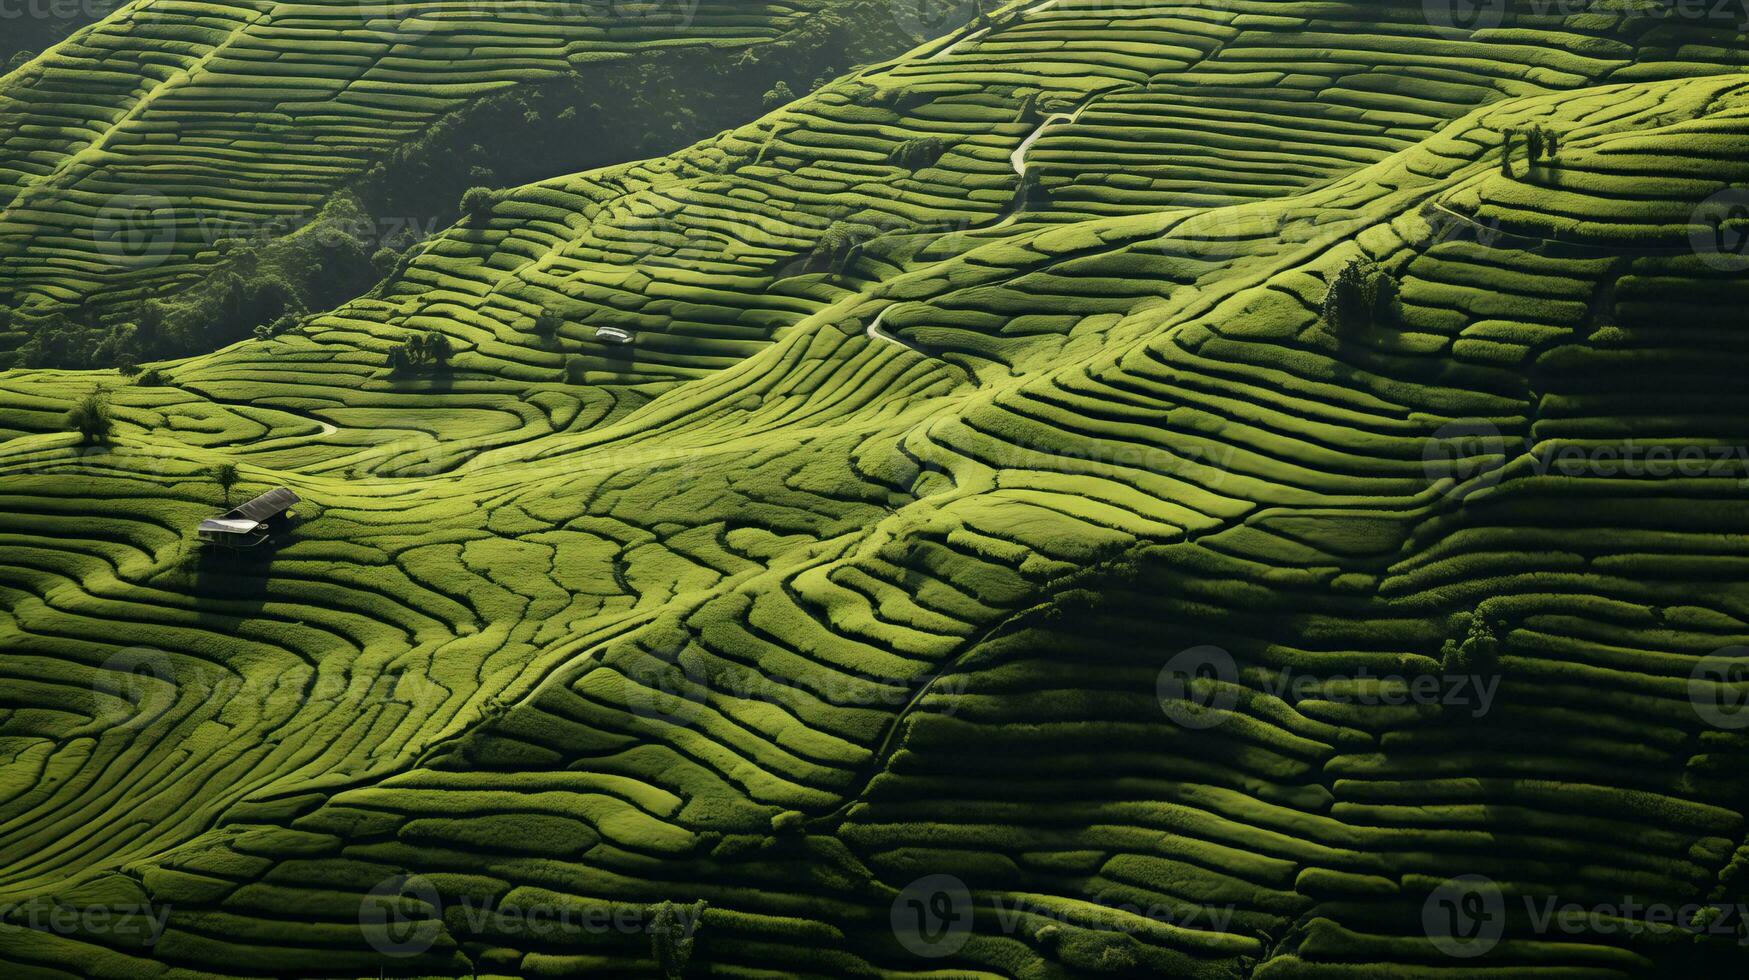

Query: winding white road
865;307;924;354
1012;101;1092;177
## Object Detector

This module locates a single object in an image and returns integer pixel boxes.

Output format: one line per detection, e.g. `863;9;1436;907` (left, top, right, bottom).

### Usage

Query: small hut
198;487;300;549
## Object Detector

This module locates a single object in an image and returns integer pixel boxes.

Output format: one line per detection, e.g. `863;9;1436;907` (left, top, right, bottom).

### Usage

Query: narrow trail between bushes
865;307;928;354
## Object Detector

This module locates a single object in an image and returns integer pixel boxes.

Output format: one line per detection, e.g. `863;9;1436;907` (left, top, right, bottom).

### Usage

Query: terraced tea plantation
3;0;1749;976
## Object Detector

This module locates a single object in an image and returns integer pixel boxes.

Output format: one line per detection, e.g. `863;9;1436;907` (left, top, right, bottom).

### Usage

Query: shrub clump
387;331;454;375
1322;257;1399;336
67;388;113;445
889;136;947;170
461;186;498;224
647;900;706;980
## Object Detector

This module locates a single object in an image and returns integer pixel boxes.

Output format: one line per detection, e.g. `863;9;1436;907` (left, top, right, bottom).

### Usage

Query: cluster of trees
1441;609;1502;676
1501;125;1561;177
809;220;866;276
1322;257;1400;335
533;311;564;339
565;355;589;384
762;82;796;110
386;331;454;375
13;192;393;371
889;136;948;170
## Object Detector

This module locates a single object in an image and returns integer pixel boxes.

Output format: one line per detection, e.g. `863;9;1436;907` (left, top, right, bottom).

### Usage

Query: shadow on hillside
181;535;291;625
395;369;456;394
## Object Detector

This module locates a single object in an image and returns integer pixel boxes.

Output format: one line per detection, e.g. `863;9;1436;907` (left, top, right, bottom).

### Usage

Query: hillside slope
2;1;1749;977
0;0;966;368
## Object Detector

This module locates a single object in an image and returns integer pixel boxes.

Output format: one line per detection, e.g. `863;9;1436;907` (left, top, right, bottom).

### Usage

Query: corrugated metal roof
228;487;299;523
199;518;261;535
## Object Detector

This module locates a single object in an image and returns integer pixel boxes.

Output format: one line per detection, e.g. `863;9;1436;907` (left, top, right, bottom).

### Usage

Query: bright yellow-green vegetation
2;1;1749;977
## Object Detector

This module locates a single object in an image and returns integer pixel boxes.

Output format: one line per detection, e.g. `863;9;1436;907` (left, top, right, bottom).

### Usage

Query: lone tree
67;388;113;445
648;900;706;980
213;462;240;506
460;186;497;224
1500;129;1517;177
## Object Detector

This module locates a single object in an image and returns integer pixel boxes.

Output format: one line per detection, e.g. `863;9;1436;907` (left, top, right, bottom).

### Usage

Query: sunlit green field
2;1;1749;977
